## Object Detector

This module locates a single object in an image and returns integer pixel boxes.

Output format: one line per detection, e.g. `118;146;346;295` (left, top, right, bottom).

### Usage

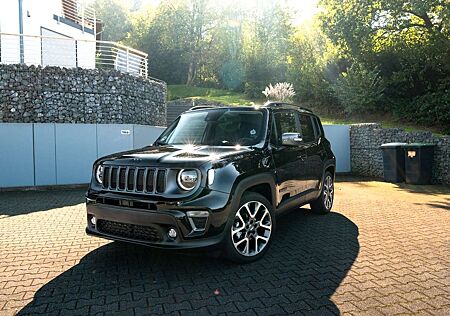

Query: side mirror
282;133;303;146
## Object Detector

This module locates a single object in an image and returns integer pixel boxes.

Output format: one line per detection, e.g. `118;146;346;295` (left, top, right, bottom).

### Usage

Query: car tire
310;171;334;214
223;192;275;263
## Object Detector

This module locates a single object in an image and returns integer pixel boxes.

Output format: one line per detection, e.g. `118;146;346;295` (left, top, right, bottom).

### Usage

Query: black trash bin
403;143;435;184
380;142;407;183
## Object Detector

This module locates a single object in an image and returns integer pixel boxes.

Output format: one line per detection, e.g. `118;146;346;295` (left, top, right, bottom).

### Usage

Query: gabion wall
0;64;166;126
350;123;450;185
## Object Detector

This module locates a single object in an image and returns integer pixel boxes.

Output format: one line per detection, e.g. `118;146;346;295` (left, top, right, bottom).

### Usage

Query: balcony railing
0;32;148;78
60;0;97;32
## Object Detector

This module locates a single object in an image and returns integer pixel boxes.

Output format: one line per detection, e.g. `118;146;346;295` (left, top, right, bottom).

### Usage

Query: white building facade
0;0;97;68
1;0;148;78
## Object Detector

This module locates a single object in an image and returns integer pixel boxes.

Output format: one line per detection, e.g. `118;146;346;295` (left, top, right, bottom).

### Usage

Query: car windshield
157;108;267;146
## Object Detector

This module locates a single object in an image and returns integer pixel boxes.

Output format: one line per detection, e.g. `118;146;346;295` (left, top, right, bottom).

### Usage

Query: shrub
244;81;266;99
332;63;384;114
395;87;450;134
262;82;296;102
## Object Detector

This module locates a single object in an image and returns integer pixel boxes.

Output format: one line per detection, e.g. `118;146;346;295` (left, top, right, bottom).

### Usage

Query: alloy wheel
323;175;334;210
231;201;272;257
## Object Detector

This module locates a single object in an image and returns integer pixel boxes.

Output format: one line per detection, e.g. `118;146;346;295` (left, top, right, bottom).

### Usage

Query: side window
312;117;321;137
270;118;278;145
299;114;315;142
273;111;298;145
316;117;325;137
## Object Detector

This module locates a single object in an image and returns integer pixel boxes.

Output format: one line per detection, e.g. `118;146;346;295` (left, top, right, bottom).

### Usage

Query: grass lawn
316;111;443;135
167;85;443;135
167;85;257;106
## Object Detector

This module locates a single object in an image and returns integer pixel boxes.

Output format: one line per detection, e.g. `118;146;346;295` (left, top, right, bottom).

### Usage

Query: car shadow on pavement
0;189;85;217
19;208;359;315
415;198;450;211
393;183;450;196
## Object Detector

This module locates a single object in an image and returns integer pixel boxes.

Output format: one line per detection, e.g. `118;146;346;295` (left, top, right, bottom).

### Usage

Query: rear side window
314;117;325;137
299;114;315;142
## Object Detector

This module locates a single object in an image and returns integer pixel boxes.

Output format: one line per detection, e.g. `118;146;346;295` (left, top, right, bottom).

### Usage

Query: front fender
229;172;277;211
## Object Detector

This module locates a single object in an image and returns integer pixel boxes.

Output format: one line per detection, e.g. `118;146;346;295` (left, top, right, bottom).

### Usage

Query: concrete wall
0;122;352;188
350;123;450;185
323;125;351;173
0;123;165;188
0;64;167;126
3;120;446;187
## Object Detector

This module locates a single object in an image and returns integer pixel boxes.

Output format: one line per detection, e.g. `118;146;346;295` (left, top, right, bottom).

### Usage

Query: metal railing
0;32;148;78
60;0;96;33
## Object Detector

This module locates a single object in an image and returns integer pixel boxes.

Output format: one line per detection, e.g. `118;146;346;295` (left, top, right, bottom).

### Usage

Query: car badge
250;129;256;135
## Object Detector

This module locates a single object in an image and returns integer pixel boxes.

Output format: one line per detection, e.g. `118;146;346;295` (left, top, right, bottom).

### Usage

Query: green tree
127;0;221;85
92;0;132;42
184;0;218;86
319;0;449;57
320;0;450;128
332;63;385;114
242;2;293;98
212;5;246;89
287;21;339;106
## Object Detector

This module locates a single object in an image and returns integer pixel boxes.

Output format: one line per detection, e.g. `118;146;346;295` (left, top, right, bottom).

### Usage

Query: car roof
261;101;313;114
187;101;314;115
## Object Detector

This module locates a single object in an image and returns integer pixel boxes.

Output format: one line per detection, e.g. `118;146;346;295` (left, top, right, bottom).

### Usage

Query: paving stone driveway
0;179;449;316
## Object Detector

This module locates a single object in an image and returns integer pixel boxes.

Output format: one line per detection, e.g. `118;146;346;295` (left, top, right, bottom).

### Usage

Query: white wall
0;0;95;67
0;0;20;34
0;1;21;63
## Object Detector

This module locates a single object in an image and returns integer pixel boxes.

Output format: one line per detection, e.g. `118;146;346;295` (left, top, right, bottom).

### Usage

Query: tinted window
312;117;321;137
299;114;315;142
273;111;298;145
270;117;278;145
316;117;325;136
160;112;207;144
157;109;266;146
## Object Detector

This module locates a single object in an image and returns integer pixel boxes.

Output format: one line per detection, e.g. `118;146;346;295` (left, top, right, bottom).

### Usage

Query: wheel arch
325;165;335;177
230;173;277;211
319;162;336;191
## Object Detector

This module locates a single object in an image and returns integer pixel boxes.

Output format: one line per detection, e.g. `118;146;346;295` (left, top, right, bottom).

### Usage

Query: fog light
90;216;96;226
187;210;209;231
168;228;177;239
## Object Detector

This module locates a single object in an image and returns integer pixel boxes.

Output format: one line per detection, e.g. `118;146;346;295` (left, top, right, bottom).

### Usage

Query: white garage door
41;28;76;68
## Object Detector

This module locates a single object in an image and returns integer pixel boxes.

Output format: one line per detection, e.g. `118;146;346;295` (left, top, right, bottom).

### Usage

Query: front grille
118;169;126;190
156;170;166;192
97;219;162;242
102;166;166;194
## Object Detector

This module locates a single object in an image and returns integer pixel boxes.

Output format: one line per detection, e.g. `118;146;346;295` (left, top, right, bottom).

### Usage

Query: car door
270;110;308;205
298;113;323;191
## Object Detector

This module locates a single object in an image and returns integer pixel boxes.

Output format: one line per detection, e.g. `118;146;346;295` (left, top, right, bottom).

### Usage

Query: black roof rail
262;101;313;113
188;105;217;111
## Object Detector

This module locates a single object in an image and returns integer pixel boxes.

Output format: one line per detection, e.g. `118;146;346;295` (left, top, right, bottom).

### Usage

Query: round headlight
95;165;104;184
177;169;198;191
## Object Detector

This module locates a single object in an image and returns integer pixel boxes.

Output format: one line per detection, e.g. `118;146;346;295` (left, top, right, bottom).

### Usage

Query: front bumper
85;190;232;250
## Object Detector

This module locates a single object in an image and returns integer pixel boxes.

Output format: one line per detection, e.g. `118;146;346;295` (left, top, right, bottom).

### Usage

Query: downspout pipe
18;0;24;63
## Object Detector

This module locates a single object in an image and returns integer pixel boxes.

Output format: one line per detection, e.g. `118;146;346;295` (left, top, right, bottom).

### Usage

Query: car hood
100;144;256;168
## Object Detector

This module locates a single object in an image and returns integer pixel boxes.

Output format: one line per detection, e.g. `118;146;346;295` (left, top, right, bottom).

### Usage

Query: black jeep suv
86;102;335;263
